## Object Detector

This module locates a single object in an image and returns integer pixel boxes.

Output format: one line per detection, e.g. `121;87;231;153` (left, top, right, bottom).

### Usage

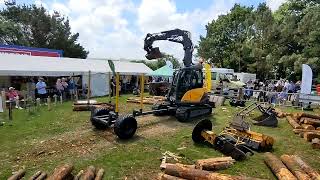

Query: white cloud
266;0;287;11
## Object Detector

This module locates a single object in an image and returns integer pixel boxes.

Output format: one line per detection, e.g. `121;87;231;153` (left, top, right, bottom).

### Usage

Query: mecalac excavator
90;29;214;139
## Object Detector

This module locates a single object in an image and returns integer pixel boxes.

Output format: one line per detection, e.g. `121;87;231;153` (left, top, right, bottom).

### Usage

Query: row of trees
198;0;320;82
0;5;88;58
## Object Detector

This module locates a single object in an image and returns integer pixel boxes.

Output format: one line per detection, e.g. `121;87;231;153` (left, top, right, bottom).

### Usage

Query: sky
0;0;287;60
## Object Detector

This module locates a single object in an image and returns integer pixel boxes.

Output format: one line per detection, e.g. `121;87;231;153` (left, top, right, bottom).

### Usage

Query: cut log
301;124;315;130
29;171;42;180
292;129;320;134
293;155;320;180
195;157;235;171
301;113;320;120
303;118;320;127
48;164;74;180
317;127;320;131
264;152;297;180
293;113;304;122
311;138;320;149
158;173;186;180
8;169;26;180
280;155;311;180
74;170;84;180
287;116;302;129
94;168;104;180
80;166;96;180
35;172;47;180
303;132;320;142
164;163;265;180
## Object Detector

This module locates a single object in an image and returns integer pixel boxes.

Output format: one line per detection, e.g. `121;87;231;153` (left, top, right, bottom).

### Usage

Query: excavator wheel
192;119;212;143
114;115;137;139
90;107;110;130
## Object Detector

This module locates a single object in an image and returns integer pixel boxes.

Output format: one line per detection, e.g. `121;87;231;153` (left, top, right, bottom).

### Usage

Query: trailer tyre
114;115;137;139
90;108;110;130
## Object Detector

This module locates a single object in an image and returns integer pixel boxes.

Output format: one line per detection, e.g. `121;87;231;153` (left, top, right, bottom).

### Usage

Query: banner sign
0;45;63;57
301;64;312;95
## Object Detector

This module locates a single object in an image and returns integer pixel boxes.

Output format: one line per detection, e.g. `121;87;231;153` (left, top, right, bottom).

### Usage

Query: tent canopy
0;54;152;76
148;65;173;77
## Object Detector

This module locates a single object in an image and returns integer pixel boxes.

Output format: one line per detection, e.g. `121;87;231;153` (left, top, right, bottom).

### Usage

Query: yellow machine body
181;88;207;103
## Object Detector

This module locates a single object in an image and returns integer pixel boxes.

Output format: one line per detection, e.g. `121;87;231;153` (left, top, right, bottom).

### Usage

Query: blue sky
0;0;286;60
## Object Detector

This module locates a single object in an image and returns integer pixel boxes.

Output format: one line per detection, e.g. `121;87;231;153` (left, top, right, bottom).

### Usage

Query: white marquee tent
0;54;152;96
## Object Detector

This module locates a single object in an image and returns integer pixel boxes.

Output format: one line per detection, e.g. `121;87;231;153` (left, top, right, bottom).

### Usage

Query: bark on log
35;172;47;180
301;124;315;130
301;113;320;120
280;155;311;180
303;132;320;142
164;163;265;180
158;173;186;180
293;113;304;122
8;169;26;180
74;170;84;180
94;168;104;180
317;127;320;131
264;152;297;180
292;155;320;180
80;166;96;180
29;171;42;180
303;119;320;127
311;138;320;149
293;129;320;134
195;157;235;171
287;116;302;129
48;164;74;180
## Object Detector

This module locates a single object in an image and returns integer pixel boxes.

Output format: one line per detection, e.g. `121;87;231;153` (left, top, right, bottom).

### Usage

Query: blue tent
148;65;173;77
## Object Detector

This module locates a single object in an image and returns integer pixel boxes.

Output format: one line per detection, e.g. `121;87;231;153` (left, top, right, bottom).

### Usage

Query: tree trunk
311;138;320;149
303;132;320;142
292;129;320;134
164;163;264;180
293;113;304;122
8;169;26;180
264;153;297;180
303;118;320;127
80;166;96;180
287;116;302;129
301;124;315;130
35;172;47;180
292;155;320;180
158;173;186;180
29;171;42;180
195;157;235;171
94;168;104;180
301;113;320;120
48;164;74;180
280;155;311;180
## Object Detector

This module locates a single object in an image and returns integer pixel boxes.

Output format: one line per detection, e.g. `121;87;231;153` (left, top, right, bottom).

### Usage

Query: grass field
0;94;319;179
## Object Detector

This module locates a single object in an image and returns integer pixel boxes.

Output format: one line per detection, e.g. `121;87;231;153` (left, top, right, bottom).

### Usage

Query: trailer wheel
192;119;212;143
114;115;137;139
90;107;110;130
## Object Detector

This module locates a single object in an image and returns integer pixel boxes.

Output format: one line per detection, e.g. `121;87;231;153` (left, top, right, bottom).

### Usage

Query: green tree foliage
198;0;320;81
0;5;88;58
132;54;181;71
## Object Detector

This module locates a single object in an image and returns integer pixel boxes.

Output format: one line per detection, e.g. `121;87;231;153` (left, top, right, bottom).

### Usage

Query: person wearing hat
36;77;47;104
7;87;23;109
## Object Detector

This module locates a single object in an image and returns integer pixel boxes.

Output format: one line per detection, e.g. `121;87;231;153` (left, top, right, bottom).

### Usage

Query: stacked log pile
7;164;105;180
286;112;320;149
264;153;320;180
127;96;166;105
158;157;265;180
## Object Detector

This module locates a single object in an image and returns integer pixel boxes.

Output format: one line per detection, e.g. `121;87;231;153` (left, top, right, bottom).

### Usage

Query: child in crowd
7;87;23;109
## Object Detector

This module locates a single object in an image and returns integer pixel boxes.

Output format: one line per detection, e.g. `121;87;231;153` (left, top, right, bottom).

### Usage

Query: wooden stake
80;166;96;180
140;74;144;111
29;170;42;180
47;97;51;111
108;72;111;103
292;155;320;180
8;169;26;180
115;72;119;113
47;164;74;180
264;152;297;180
53;95;57;106
87;70;91;104
1;90;6;111
280;155;311;180
287;116;302;129
94;168;105;180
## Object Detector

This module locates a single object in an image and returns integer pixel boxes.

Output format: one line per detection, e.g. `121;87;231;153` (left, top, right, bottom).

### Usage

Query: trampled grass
0;95;319;179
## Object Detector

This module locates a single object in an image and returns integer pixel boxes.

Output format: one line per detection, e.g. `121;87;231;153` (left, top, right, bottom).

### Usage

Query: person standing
56;79;64;97
68;77;76;100
36;77;47;104
61;78;68;100
26;78;36;100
